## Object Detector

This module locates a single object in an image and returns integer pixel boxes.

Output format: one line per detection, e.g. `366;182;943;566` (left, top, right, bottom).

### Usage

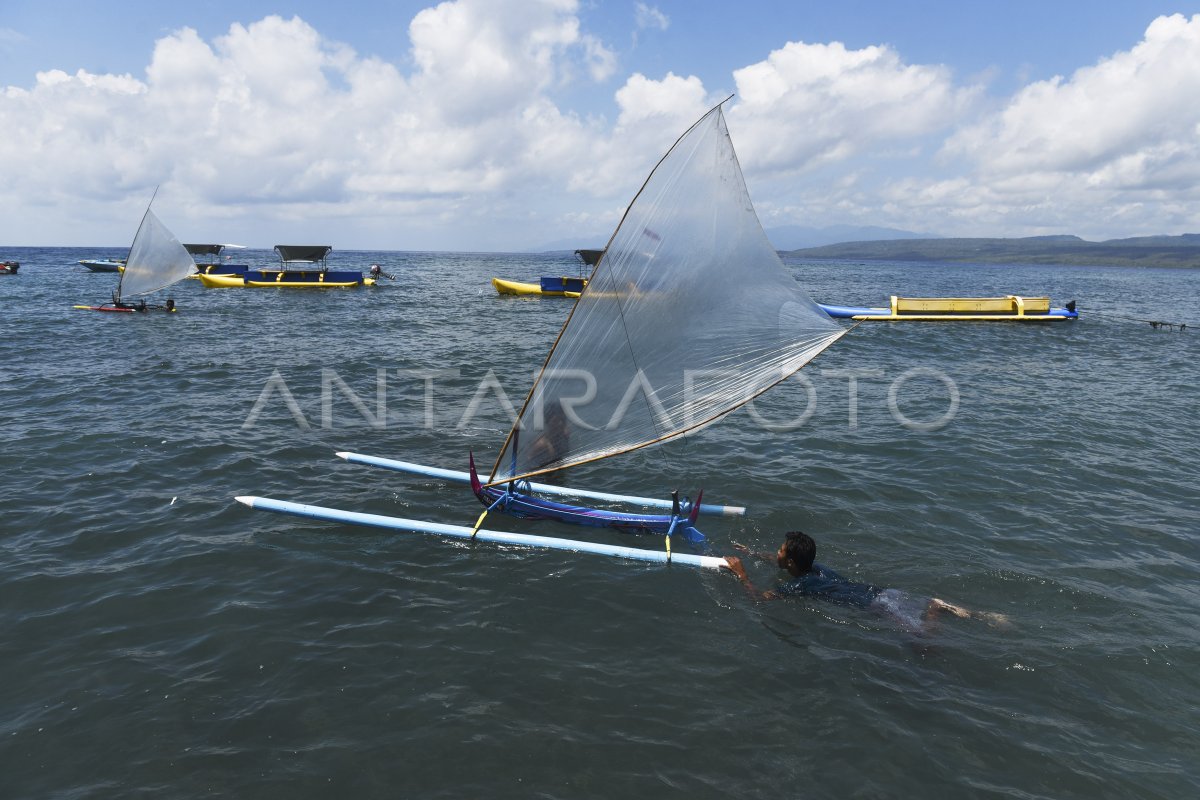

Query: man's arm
730;541;775;563
723;556;778;601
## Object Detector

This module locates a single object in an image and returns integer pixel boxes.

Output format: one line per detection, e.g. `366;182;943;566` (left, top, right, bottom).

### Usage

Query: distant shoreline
785;234;1200;268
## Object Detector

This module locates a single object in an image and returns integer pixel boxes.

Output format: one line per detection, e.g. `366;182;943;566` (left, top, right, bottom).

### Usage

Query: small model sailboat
75;194;194;313
237;99;853;567
466;99;847;542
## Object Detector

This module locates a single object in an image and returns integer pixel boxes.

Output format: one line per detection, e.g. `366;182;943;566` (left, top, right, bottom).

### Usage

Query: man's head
777;530;815;575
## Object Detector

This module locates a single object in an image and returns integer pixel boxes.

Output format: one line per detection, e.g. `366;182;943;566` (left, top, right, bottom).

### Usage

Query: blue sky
1;1;1195;250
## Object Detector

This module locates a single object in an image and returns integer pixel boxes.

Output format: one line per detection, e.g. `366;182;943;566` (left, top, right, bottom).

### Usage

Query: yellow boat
199;271;375;288
196;246;375;288
492;276;582;297
819;295;1077;321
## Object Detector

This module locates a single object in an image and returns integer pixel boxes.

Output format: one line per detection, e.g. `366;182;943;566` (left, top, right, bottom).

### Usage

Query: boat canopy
184;243;226;257
275;245;332;267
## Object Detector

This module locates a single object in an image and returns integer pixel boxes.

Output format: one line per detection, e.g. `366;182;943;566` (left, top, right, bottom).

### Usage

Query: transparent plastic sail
117;207;195;299
488;103;846;485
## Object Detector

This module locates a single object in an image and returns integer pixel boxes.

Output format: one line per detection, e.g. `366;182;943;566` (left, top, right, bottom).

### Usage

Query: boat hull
819;296;1077;321
492;276;583;297
199;270;374;288
79;259;124;273
468;456;705;544
72;303;177;313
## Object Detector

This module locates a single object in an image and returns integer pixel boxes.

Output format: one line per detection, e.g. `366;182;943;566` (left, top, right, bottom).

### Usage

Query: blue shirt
776;563;883;608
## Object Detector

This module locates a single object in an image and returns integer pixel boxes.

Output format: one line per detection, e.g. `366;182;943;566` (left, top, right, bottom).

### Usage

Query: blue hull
195;263;249;276
468;457;705;545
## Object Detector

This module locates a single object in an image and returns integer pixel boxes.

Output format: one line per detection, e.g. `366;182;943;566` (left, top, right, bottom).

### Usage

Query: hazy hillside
787;234;1200;267
536;224;933;253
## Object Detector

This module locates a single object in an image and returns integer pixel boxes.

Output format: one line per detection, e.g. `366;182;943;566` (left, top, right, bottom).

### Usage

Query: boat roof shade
184;243;225;256
275;245;332;262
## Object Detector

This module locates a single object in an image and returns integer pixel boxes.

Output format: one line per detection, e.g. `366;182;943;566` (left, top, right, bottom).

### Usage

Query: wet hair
783;530;815;572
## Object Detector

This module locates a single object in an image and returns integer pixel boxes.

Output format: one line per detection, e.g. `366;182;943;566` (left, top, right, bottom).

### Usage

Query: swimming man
723;531;1007;634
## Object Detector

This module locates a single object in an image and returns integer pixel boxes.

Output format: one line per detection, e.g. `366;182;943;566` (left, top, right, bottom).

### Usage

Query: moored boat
818;295;1077;321
491;276;586;297
198;245;374;288
74;194;193;313
492;247;595;296
0;260;18;275
186;243;249;277
79;258;125;272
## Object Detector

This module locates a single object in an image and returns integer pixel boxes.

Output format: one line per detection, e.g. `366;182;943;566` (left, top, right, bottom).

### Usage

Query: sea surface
2;247;1197;799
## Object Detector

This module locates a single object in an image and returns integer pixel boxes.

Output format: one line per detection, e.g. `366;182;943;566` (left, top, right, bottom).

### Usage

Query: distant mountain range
537;230;1200;268
787;234;1200;268
535;224;935;254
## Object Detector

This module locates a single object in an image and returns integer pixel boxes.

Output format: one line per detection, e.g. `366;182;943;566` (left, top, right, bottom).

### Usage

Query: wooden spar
334;451;747;517
235;496;730;569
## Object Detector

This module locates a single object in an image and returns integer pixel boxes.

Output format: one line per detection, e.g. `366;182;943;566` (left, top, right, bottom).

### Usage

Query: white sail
488;102;846;485
117;206;195;300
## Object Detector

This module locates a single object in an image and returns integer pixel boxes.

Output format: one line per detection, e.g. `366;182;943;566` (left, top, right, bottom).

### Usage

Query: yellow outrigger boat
199;271;375;288
819;295;1077;321
197;245;374;288
491;276;584;297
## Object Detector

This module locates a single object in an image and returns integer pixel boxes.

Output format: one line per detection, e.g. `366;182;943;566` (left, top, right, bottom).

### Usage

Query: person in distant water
525;400;571;472
723;531;1008;634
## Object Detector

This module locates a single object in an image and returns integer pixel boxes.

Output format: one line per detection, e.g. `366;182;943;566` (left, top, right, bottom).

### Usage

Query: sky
2;0;1197;251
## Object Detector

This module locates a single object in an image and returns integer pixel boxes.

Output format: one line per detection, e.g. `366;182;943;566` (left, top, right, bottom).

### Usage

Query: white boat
79;258;125;273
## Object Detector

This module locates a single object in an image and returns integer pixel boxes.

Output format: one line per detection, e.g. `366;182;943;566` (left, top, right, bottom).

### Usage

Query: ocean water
1;246;1197;798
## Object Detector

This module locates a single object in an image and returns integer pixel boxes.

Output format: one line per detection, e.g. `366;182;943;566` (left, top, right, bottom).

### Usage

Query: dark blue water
2;247;1197;798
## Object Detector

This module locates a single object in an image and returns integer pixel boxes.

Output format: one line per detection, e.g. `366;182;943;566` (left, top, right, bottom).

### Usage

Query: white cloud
3;4;1200;248
915;12;1200;237
729;40;978;176
0;3;620;248
635;4;669;32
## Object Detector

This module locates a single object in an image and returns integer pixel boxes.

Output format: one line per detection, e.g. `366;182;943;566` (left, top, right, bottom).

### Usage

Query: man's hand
723;555;749;582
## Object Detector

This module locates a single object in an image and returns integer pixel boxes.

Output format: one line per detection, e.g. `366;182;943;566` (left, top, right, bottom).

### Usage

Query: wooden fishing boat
197;245;374;288
491;248;595;296
492;248;594;296
0;261;18;275
186;243;248;277
818;296;1077;321
237;99;850;566
491;276;586;297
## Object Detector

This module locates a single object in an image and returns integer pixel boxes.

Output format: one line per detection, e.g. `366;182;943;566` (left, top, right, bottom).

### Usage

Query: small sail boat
465;99;847;542
74;195;194;313
238;99;852;566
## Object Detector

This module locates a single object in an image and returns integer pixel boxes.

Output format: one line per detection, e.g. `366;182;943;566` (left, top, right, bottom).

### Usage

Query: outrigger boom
335;451;746;517
236;496;729;569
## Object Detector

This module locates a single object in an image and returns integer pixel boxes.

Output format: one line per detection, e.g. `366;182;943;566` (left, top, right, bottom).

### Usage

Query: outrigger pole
236;496;730;570
335;451;746;517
